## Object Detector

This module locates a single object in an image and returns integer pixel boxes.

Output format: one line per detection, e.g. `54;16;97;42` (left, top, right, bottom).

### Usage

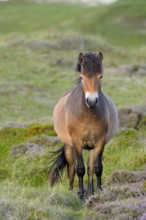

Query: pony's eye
80;76;83;80
100;75;103;79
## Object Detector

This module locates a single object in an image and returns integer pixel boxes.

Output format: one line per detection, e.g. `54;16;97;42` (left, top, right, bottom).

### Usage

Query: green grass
1;32;146;126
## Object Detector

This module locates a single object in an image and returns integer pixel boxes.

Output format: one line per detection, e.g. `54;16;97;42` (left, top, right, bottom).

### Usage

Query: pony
48;52;118;199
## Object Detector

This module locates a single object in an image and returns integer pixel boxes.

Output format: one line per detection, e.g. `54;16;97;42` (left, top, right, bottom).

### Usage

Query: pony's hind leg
65;145;75;190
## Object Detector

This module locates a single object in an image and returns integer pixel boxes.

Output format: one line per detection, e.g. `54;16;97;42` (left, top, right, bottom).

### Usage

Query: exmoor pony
49;52;118;199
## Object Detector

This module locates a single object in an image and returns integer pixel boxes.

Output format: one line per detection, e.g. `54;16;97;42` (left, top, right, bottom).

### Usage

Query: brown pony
48;52;118;199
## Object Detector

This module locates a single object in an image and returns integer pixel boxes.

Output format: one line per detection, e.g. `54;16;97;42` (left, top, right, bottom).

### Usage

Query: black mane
76;52;103;76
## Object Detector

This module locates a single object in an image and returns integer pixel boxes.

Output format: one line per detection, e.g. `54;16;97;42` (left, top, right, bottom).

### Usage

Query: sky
0;0;118;4
80;0;117;4
99;0;117;3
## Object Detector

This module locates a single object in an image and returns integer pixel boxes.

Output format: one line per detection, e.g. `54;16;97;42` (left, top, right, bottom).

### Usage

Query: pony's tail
48;145;67;186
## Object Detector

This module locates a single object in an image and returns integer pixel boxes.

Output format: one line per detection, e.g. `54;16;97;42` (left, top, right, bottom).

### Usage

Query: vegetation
0;0;146;219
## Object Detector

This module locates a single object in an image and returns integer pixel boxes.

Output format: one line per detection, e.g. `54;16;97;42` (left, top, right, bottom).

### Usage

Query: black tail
48;146;67;186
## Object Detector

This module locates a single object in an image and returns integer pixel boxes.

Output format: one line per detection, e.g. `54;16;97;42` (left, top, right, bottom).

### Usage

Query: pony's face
80;71;102;109
78;52;103;109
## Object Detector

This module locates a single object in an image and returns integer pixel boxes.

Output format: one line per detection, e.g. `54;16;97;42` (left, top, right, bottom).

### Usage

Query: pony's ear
79;52;84;64
98;52;103;61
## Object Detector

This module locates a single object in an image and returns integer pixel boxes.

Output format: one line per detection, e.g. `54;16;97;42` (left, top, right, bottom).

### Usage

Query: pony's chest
68;108;107;147
79;116;107;147
81;128;99;147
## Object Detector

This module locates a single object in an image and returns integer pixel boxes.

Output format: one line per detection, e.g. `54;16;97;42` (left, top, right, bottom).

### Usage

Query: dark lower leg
88;175;94;195
95;154;103;190
77;167;85;199
87;158;94;195
76;153;85;199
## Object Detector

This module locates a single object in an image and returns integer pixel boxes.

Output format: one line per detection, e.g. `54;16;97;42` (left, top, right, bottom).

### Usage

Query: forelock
76;52;102;76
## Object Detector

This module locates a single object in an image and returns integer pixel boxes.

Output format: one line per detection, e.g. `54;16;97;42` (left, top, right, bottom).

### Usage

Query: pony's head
77;52;103;109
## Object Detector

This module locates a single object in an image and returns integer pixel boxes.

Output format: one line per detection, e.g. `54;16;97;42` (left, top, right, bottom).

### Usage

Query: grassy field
0;0;146;219
0;0;146;126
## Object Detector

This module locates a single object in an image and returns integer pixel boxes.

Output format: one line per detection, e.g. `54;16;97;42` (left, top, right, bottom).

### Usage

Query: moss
24;124;56;137
0;124;56;156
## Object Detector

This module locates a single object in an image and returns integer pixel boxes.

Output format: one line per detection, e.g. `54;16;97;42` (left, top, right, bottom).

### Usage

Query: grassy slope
0;0;146;219
1;0;146;47
0;0;146;126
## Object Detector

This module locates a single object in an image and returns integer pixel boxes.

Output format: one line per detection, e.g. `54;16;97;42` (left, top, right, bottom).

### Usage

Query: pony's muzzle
85;91;99;109
86;97;98;108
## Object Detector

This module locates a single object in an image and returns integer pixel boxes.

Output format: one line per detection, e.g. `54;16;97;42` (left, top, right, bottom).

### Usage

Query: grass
0;122;146;219
0;0;146;219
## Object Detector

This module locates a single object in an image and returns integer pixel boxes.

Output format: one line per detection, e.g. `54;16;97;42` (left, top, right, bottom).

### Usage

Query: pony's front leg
87;150;95;195
75;147;85;199
88;138;105;195
65;145;75;190
95;152;103;191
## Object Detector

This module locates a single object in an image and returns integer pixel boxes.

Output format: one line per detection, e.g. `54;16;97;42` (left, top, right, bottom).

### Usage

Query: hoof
78;191;84;200
97;185;102;191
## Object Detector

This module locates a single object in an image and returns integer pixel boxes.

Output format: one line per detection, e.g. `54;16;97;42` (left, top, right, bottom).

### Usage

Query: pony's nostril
95;97;98;104
87;98;89;105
